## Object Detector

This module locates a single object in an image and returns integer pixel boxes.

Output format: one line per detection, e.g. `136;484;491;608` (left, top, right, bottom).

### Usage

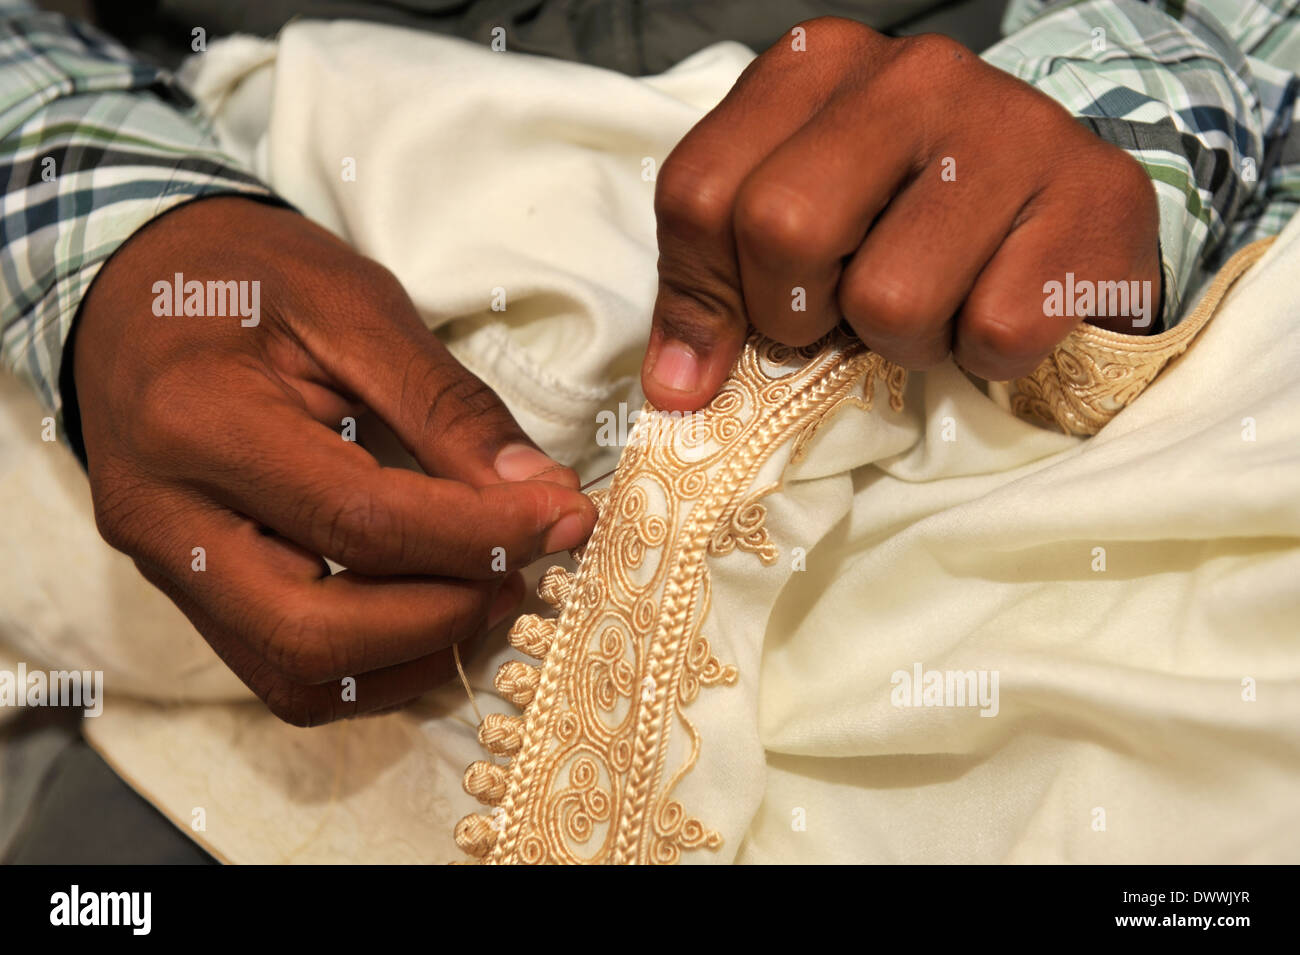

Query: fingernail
543;512;591;554
495;443;563;482
649;340;702;393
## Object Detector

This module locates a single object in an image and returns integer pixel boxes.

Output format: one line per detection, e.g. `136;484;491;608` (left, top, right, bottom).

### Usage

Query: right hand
74;197;596;725
641;19;1161;412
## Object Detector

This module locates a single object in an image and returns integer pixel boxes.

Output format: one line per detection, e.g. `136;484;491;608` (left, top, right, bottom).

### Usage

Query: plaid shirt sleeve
0;0;281;437
990;0;1300;330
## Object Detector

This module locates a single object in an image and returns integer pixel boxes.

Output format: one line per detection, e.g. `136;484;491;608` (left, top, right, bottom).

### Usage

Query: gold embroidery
1005;238;1275;435
708;483;780;566
454;240;1268;867
455;330;906;864
453;240;1269;861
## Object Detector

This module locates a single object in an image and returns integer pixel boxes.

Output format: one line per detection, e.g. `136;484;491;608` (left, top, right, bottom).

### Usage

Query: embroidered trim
1004;237;1275;435
455;330;905;864
453;238;1269;861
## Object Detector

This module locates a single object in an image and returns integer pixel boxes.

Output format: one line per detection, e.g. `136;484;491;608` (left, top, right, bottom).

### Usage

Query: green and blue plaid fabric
0;0;275;431
993;0;1299;327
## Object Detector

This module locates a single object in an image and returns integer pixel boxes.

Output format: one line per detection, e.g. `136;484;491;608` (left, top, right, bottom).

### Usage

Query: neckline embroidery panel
455;331;905;864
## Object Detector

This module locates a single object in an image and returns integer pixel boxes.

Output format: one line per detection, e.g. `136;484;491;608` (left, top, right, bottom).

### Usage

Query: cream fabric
0;21;1296;863
179;25;755;468
0;371;250;702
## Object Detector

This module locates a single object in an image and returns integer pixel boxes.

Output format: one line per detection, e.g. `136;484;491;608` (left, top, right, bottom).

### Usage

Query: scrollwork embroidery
455;328;904;864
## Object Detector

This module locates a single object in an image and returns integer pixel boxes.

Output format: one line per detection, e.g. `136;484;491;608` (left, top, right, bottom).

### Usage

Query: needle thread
453;643;483;725
580;467;616;491
452;467;611;752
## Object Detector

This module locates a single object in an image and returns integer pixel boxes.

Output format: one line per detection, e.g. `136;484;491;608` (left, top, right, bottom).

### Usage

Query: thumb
641;280;749;413
410;341;579;489
301;302;577;490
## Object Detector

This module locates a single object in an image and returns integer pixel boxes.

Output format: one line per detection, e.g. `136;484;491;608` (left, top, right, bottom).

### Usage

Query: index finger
643;50;819;412
175;391;596;578
129;498;524;692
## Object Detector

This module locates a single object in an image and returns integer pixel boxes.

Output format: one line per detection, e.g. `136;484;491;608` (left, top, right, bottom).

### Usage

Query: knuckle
793;16;875;51
90;487;130;551
899;32;973;71
89;470;150;554
242;656;327;726
262;606;339;684
734;181;832;264
654;279;741;353
260;682;326;727
654;163;733;239
654;261;742;352
419;362;504;436
840;275;922;341
961;309;1046;378
319;485;390;569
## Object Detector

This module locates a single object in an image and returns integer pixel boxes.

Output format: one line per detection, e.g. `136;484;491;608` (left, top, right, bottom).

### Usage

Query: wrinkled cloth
0;22;1297;863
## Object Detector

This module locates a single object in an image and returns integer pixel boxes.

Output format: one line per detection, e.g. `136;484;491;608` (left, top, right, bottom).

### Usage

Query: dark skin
75;197;596;726
75;19;1159;726
640;18;1161;412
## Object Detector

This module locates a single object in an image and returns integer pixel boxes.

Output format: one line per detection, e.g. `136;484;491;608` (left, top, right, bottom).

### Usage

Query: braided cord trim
456;331;905;864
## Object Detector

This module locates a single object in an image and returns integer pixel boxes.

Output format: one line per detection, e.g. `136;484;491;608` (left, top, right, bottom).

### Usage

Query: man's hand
75;197;596;725
641;18;1161;412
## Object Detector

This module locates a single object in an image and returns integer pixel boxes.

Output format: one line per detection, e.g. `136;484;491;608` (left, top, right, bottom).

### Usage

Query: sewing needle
580;467;616;491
